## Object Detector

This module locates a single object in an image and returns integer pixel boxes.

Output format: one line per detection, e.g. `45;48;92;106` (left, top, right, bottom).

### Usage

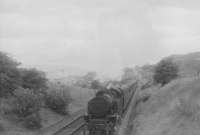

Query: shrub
23;113;42;130
45;89;70;115
154;59;179;86
1;88;43;130
11;88;42;118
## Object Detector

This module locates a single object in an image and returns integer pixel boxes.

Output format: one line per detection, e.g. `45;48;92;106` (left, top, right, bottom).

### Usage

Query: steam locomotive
84;81;138;135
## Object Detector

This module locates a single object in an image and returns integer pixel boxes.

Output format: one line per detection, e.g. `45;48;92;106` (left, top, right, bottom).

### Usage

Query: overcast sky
1;0;200;78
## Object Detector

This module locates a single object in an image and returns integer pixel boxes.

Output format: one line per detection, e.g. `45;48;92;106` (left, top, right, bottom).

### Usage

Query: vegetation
133;77;200;135
20;68;47;92
0;52;21;97
1;48;200;135
45;87;71;115
0;51;74;132
121;67;136;84
11;88;42;118
90;80;104;92
74;72;97;88
22;113;42;130
174;98;200;122
154;59;179;86
0;52;47;130
6;88;42;130
0;52;47;97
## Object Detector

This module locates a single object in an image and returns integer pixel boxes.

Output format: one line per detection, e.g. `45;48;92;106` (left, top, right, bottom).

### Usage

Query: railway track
53;116;86;135
38;109;86;135
40;83;140;135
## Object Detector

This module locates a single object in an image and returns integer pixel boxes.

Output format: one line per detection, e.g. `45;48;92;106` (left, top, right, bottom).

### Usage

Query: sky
1;0;200;78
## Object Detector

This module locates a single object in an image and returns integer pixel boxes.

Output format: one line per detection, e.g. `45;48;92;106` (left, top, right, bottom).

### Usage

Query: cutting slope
133;77;200;135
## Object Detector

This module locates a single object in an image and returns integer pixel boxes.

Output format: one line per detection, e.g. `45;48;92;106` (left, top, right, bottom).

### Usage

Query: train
84;81;138;135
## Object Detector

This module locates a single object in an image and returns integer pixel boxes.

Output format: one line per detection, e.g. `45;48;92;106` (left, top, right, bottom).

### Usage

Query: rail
122;85;137;116
53;116;86;135
67;123;86;135
38;109;86;135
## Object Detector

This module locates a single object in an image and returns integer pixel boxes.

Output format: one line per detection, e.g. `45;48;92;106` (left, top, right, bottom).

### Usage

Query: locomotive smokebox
88;95;113;118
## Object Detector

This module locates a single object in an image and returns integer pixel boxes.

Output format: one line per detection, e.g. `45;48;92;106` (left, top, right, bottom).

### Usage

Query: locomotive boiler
84;81;138;135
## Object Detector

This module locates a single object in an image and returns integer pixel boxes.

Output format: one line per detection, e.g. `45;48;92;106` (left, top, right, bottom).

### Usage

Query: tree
45;85;71;115
91;80;100;89
0;51;48;96
0;52;21;97
121;67;139;84
75;72;97;88
154;59;179;86
20;68;47;92
84;72;97;81
121;68;134;83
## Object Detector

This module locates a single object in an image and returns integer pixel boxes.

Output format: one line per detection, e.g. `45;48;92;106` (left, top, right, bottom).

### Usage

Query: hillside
127;52;200;135
131;77;200;135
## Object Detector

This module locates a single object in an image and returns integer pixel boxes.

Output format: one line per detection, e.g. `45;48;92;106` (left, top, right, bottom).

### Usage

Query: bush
11;88;42;118
23;113;42;130
154;59;179;86
45;89;70;115
1;88;43;130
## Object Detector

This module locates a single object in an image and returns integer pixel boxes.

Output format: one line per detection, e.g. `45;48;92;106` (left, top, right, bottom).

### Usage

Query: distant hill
166;52;200;77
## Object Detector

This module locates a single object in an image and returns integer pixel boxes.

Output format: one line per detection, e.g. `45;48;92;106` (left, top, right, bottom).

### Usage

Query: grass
132;77;200;135
172;97;200;123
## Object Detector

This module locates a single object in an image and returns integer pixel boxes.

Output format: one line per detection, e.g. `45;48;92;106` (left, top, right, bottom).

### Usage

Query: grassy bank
129;77;200;135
